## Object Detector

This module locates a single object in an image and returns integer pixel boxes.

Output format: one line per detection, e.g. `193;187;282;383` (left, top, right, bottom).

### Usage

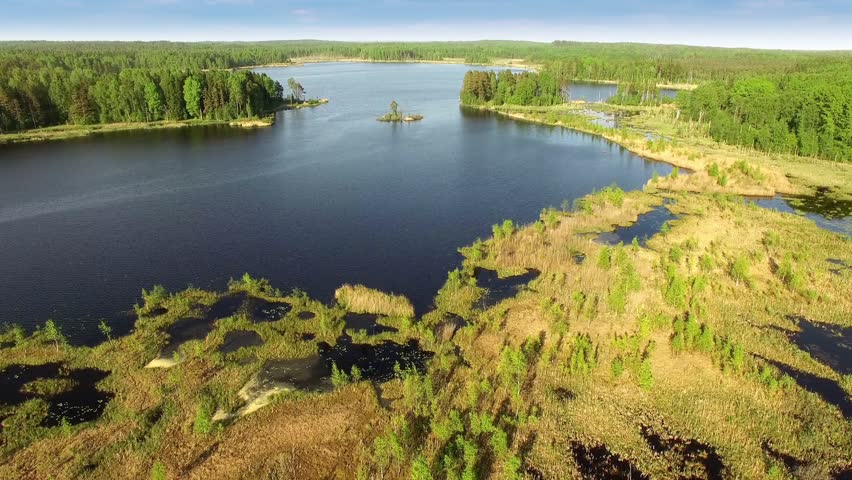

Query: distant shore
243;56;541;71
243;58;696;90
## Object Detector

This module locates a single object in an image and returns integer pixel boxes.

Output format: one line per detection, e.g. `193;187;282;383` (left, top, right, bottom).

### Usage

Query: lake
1;62;681;344
564;82;679;102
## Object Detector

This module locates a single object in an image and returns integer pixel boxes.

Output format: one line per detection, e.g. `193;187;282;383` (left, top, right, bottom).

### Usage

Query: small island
377;100;423;122
283;78;328;109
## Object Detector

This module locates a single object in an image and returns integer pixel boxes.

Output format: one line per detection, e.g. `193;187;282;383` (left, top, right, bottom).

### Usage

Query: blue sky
1;0;851;49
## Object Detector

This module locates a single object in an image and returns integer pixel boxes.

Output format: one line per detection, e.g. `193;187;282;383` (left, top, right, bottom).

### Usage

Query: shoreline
472;105;849;199
0;115;276;146
246;59;695;90
246;56;541;71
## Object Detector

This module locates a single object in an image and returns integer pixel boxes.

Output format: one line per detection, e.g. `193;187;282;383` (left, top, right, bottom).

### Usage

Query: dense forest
0;64;284;132
677;64;852;161
3;39;851;81
460;70;564;106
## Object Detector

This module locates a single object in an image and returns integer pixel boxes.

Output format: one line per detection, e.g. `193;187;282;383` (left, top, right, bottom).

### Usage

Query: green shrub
503;455;523;480
499;345;528;401
331;362;350;388
610;357;625;378
637;358;654;389
763;230;781;247
670;167;680;179
663;265;688;309
699;254;715;272
776;254;805;291
607;283;628;314
669;246;684;263
597;246;612;269
350;365;363;382
567;334;598;375
730;256;752;287
492;219;516;240
192;394;216;435
151;461;167;480
707;162;720;177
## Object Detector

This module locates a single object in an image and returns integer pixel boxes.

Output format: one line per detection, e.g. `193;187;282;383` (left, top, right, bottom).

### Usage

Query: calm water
1;62;679;345
565;82;678;103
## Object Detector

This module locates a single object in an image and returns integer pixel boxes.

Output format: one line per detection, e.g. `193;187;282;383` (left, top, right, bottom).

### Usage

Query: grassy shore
0;115;276;145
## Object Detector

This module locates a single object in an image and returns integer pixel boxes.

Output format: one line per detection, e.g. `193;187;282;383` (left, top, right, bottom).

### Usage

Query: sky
1;0;852;50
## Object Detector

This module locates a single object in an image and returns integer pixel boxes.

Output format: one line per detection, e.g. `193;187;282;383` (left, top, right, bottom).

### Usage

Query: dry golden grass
334;284;415;318
185;386;381;480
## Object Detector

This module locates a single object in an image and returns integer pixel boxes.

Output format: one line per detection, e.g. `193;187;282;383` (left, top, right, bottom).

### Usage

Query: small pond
476;268;541;308
754;194;852;237
248;333;434;397
571;442;649;480
595;202;677;247
785;315;851;376
343;313;399;336
0;363;112;427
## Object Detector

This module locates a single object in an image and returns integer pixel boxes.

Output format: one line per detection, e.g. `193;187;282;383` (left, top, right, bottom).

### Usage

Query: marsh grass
334;284;415;318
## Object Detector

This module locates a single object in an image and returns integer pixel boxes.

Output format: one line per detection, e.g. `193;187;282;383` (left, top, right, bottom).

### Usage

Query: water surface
1;62;679;344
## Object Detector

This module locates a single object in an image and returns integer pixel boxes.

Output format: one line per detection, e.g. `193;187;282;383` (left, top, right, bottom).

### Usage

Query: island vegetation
282;78;328;109
377;100;423;122
0;40;851;480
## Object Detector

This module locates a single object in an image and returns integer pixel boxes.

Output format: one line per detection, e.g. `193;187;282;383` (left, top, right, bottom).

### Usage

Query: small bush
707;162;720;177
567;334;598;375
193;394;216;435
776;254;805;292
610;357;625;378
763;230;781;247
151;461;167;480
663;265;688;309
730;256;752;287
492;219;516;240
331;362;350;388
669;246;684;263
597;246;612;269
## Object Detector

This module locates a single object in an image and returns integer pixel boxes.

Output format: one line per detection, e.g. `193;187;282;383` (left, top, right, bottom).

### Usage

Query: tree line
4;40;851;85
460;70;564;106
460;69;676;107
0;67;284;132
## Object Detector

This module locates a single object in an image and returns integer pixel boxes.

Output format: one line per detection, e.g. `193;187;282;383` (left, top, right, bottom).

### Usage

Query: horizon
2;37;852;54
2;0;852;51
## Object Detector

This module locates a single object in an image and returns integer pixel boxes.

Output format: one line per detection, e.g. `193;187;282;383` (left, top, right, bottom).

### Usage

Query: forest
0;42;288;132
677;63;852;161
0;65;285;133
